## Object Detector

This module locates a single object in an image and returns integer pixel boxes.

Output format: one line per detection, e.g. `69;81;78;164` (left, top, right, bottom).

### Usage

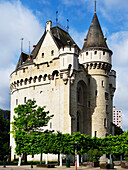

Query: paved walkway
0;165;123;170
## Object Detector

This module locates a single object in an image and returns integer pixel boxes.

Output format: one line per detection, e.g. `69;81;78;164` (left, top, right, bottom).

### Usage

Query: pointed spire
82;13;112;53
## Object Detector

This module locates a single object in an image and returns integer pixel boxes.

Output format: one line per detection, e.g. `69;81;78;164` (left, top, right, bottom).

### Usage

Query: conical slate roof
82;13;112;53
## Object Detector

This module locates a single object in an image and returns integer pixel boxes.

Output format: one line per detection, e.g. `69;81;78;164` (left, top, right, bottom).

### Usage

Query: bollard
3;160;6;168
31;161;33;168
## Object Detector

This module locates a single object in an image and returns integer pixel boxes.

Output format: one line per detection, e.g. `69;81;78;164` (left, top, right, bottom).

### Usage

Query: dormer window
94;51;97;55
103;51;105;55
86;52;88;56
51;50;54;56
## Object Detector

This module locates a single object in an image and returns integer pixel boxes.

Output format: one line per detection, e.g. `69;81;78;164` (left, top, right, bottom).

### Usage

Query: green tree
12;99;53;134
11;99;54;161
115;125;124;135
0;110;10;161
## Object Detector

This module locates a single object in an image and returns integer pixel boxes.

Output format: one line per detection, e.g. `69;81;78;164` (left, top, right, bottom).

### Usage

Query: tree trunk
23;153;27;164
40;152;42;165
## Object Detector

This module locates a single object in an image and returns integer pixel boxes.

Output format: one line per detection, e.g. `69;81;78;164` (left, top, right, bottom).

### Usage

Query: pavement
0;165;123;170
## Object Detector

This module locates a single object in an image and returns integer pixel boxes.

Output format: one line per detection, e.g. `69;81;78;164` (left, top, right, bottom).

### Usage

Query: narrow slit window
104;118;107;128
51;50;54;56
88;101;90;108
106;105;108;113
16;99;18;105
94;51;97;55
42;53;44;57
50;122;52;129
95;90;98;96
102;80;104;87
88;78;90;85
94;131;97;137
24;97;26;103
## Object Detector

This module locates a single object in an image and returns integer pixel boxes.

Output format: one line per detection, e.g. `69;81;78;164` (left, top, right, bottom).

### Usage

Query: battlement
59;46;79;55
109;70;116;90
10;70;60;93
109;70;116;77
84;62;111;72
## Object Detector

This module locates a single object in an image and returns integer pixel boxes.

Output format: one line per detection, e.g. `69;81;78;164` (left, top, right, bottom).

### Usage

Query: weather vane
20;38;24;53
56;11;58;23
67;19;69;31
95;0;96;13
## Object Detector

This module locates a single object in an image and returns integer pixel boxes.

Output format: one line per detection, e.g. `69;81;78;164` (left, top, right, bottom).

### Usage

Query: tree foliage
0;110;10;160
115;125;124;135
11;99;54;156
12;99;54;134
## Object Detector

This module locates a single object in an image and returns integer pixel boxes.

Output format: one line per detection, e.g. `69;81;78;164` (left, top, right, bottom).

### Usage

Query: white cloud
60;0;88;6
38;0;50;5
108;31;128;131
122;113;128;131
0;0;43;109
108;31;128;67
102;0;128;11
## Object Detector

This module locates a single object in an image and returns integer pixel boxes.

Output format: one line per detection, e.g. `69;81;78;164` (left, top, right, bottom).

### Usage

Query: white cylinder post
60;152;62;166
45;154;48;164
110;154;112;164
81;155;83;164
77;154;79;167
18;156;21;166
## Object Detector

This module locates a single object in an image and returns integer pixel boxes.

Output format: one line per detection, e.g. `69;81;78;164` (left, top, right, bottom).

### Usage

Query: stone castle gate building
10;11;116;161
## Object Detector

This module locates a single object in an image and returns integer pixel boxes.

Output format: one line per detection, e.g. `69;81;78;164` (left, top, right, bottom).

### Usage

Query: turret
59;45;79;72
80;12;116;137
79;13;112;71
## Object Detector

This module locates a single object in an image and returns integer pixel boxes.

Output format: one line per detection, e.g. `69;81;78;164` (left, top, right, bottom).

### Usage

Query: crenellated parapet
59;45;79;55
59;46;79;72
10;71;60;93
84;62;111;72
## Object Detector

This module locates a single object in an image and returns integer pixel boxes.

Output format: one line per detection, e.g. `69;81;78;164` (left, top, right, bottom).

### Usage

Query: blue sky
0;0;128;131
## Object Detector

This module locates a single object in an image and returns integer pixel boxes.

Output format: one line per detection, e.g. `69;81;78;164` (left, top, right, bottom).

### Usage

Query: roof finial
95;0;96;13
56;11;58;23
20;38;24;53
67;19;69;32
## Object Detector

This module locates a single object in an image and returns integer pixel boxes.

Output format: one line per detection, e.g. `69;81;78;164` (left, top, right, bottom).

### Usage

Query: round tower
79;12;115;138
